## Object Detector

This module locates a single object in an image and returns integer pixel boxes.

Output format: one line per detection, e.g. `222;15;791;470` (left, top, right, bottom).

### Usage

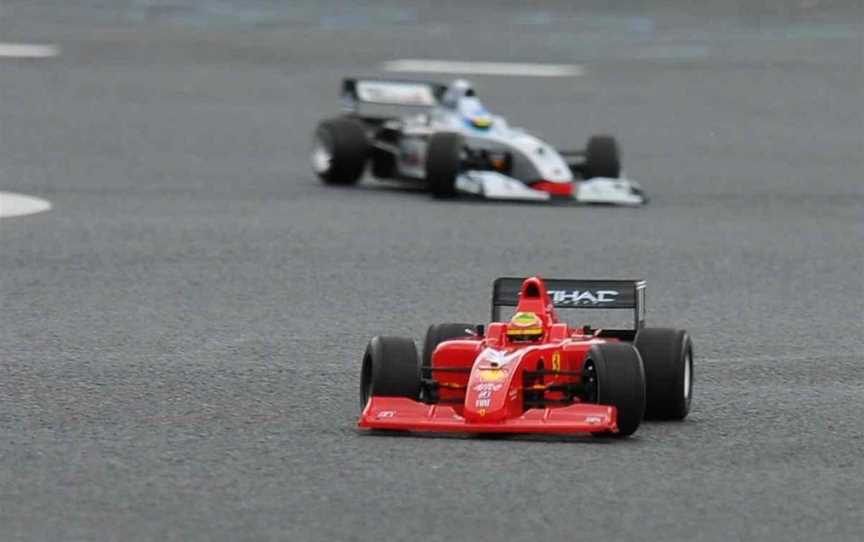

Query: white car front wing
456;171;646;206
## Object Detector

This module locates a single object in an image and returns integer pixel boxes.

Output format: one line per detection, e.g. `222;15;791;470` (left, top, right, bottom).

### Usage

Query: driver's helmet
506;312;544;342
442;79;478;109
443;79;493;129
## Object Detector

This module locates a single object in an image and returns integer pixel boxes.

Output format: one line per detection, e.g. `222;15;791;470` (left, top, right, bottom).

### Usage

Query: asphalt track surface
1;2;862;541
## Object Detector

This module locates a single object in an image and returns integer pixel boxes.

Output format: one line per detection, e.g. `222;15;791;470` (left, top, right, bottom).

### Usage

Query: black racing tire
584;135;621;179
312;116;369;185
634;328;693;420
426;132;464;198
359;336;421;409
583;343;646;437
421;323;477;369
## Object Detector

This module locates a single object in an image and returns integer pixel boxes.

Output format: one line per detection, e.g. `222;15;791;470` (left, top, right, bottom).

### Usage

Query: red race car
358;276;692;437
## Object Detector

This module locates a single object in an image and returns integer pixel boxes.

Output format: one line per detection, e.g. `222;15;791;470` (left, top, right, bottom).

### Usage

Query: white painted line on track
0;43;60;58
381;59;584;77
0;192;52;218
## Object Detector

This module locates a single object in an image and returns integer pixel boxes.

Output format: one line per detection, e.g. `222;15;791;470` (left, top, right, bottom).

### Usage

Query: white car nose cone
0;191;53;218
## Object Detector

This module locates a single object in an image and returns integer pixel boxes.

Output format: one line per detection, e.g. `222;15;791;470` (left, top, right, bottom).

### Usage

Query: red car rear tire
635;328;693;420
421;323;478;369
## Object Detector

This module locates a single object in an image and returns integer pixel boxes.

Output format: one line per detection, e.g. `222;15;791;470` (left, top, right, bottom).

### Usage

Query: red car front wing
359;397;619;434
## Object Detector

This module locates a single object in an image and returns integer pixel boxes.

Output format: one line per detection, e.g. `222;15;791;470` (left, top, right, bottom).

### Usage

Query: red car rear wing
491;277;646;331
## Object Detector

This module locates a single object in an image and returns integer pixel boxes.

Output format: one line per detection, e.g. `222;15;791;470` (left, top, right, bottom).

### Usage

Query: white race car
311;78;645;205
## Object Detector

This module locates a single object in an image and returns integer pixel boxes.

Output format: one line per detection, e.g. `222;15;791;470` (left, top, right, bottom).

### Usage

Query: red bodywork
358;276;623;434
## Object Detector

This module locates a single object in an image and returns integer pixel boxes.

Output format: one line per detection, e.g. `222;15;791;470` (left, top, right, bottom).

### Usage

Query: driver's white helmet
442;79;477;107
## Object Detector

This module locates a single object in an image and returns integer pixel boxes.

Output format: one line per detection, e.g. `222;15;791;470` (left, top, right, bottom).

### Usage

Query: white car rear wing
342;78;447;112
